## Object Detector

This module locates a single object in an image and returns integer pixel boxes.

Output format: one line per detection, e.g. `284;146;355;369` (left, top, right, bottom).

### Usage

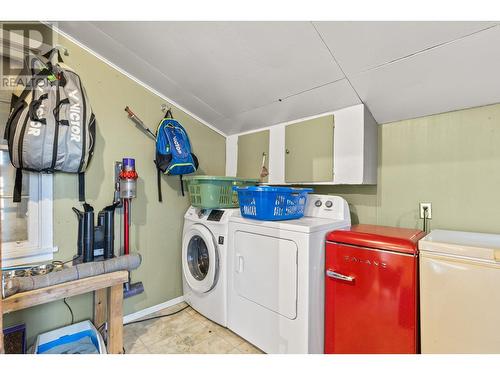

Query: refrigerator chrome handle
326;269;355;282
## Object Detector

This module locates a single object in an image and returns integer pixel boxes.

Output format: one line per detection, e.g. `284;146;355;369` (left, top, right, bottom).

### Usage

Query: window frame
0;129;56;268
0;36;57;267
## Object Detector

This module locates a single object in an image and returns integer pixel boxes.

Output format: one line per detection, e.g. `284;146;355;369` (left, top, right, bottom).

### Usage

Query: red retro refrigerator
324;224;425;354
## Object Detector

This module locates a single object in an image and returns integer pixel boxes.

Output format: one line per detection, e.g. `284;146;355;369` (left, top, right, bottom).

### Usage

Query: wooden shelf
1;271;129;354
2;271;128;313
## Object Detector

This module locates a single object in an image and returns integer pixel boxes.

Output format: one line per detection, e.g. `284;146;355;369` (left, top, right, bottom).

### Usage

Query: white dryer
227;194;351;353
182;206;238;326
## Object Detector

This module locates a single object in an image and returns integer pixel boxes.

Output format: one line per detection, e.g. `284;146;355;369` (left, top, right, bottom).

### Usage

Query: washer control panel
207;209;225;221
185;206;239;224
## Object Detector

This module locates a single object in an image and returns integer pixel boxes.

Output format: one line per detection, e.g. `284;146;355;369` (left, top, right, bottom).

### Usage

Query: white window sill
2;246;58;268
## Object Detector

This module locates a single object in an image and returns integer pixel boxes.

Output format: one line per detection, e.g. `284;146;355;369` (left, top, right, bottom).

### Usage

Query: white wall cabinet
226;104;378;185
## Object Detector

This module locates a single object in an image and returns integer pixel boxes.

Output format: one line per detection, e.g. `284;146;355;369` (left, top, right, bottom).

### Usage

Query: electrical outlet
419;203;432;219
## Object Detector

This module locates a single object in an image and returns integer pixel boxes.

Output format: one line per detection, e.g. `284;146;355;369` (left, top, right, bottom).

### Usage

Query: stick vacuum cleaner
118;158;144;298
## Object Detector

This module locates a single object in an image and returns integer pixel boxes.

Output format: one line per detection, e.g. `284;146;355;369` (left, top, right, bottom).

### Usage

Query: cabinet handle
285;149;290;154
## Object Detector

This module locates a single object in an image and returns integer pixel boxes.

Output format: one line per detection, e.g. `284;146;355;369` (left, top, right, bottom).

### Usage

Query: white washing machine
227;194;351;354
182;206;239;326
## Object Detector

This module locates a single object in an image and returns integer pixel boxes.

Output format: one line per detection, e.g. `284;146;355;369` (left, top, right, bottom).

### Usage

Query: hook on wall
54;44;69;56
161;104;172;113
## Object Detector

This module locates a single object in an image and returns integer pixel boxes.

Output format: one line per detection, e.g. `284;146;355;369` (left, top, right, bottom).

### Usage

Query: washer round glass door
182;224;219;293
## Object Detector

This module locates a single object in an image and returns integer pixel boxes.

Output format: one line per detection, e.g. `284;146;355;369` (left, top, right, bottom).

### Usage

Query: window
0;55;55;267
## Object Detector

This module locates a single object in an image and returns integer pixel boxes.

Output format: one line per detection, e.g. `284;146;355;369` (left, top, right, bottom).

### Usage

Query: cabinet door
285;115;334;183
237;130;269;181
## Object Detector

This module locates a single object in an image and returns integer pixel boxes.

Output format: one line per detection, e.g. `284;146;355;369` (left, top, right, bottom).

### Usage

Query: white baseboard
123;296;185;324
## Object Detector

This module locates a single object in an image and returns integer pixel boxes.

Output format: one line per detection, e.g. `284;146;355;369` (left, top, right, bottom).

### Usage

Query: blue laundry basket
233;186;313;221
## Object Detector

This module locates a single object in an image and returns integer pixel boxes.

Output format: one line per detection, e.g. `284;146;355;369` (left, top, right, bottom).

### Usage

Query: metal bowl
51;261;64;272
30;263;55;276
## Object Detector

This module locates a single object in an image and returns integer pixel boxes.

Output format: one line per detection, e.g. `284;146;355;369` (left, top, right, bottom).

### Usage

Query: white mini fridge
419;229;500;353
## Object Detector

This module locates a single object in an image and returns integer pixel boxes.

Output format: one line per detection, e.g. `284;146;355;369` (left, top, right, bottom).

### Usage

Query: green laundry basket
184;176;258;209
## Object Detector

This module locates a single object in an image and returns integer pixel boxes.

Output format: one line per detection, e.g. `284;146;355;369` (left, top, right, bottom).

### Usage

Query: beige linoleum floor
123;302;264;354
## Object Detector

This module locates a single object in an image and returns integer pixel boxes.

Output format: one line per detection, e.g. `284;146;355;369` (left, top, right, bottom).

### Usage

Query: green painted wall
315;103;500;233
3;29;226;345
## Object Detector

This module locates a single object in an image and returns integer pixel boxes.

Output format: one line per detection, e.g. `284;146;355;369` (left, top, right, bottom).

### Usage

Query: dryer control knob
325;200;333;208
315;200;322;207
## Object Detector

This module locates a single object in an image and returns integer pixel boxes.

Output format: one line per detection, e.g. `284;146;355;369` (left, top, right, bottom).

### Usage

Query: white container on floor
34;320;106;354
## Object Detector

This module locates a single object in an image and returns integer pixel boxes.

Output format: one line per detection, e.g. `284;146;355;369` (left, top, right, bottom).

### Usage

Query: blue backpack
155;110;198;202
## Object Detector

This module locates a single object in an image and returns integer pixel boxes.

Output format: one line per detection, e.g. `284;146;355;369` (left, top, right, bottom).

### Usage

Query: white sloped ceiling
56;21;500;134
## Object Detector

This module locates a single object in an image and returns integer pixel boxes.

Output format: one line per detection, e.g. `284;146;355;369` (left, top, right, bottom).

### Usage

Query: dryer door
233;231;298;319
